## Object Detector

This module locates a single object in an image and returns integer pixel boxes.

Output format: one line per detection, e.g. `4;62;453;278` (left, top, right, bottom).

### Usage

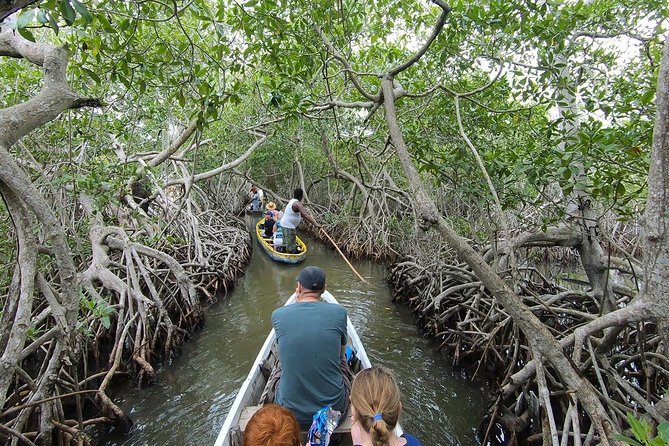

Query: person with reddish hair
243;403;302;446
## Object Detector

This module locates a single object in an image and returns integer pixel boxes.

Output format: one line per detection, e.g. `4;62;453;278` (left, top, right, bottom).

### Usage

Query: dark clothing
283;226;297;253
263;218;275;238
271;301;349;427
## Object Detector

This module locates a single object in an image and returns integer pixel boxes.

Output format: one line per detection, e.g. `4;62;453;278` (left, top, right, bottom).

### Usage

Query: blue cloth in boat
352;433;422;446
272;301;348;427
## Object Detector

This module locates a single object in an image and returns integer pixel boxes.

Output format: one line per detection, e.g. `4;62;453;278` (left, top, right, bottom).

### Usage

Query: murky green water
98;219;489;446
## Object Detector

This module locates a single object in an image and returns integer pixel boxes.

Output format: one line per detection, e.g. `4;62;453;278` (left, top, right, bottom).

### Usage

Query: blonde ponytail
350;368;402;446
371;416;392;446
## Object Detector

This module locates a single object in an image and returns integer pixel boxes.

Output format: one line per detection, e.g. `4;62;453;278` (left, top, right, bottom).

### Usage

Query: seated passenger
243;403;301;446
266;201;281;220
263;211;275;238
268;266;351;428
350;367;423;446
273;222;284;251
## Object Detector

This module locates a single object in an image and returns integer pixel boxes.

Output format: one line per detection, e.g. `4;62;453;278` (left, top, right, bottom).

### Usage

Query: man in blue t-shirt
271;266;350;427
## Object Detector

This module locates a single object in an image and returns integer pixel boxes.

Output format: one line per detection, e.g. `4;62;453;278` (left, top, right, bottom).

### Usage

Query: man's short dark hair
297;266;325;291
293;188;304;201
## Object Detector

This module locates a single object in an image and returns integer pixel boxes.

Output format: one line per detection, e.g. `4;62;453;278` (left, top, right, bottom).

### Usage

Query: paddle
318;226;369;284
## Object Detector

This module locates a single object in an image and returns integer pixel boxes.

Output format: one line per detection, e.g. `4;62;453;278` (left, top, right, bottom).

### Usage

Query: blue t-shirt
272;301;348;426
353;433;421;446
401;433;422;446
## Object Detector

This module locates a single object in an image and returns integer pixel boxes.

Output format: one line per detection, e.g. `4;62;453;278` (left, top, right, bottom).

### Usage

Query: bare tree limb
0;0;39;21
388;0;451;76
147;118;199;167
0;30;103;147
165;132;268;187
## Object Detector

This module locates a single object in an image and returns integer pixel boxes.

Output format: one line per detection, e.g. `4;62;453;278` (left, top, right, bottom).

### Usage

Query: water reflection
98;218;488;446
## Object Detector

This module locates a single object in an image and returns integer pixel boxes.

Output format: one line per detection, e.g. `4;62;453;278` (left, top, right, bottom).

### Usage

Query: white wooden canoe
213;291;399;446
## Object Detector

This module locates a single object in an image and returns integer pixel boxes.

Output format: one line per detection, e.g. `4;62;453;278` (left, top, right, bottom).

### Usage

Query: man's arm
340;310;348;360
293;200;318;226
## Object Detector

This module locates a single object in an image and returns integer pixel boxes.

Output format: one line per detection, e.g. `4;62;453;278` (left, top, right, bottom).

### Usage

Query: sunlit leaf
17;10;35;28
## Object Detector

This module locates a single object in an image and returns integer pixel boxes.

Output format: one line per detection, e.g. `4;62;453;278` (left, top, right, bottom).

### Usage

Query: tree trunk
380;75;618;445
643;38;669;354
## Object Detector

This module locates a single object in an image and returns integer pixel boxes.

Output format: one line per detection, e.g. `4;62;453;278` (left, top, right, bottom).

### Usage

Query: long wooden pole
318;227;369;284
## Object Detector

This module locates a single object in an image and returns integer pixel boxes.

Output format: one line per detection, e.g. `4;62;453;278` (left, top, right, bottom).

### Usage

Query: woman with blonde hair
243;403;301;446
350;367;422;446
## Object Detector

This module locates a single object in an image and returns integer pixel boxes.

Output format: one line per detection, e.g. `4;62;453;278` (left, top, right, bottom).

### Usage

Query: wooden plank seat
238;405;352;434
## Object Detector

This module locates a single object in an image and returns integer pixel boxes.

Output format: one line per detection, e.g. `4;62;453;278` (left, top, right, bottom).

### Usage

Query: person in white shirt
278;188;318;253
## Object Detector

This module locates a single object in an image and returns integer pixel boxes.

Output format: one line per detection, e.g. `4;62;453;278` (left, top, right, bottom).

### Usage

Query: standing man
279;188;318;253
270;266;351;428
249;186;261;212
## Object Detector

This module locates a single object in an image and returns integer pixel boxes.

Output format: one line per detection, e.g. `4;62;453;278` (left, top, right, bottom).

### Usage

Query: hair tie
372;413;383;422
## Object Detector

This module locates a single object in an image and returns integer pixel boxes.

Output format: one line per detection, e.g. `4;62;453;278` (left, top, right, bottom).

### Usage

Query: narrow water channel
99;219;489;446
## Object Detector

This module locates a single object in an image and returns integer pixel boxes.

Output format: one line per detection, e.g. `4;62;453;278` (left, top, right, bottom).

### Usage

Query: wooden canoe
213;291;400;446
255;218;307;264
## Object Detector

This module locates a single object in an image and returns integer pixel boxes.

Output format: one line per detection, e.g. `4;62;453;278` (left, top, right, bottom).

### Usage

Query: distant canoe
245;208;263;216
255;219;307;264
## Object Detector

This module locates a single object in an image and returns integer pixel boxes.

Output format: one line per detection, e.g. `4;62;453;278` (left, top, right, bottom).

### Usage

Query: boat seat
238;405;352;434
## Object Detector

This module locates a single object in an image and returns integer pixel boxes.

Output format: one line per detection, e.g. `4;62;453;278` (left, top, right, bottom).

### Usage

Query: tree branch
165;132;268;187
0;0;39;22
315;25;378;102
147;118;199;167
0;31;102;147
388;0;451;76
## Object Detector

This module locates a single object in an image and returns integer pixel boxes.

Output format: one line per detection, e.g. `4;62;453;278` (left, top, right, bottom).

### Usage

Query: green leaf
17;10;35;28
81;67;100;84
658;422;669;443
215;23;226;37
36;10;49;23
18;27;36;42
641;89;655;105
118;74;131;90
48;12;60;33
70;0;93;23
648;436;665;446
616;182;625;196
100;316;111;329
613;434;643;446
627;412;651;442
60;0;76;25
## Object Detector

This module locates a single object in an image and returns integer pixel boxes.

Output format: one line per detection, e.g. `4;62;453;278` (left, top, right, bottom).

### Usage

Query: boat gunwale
255;219;307;264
